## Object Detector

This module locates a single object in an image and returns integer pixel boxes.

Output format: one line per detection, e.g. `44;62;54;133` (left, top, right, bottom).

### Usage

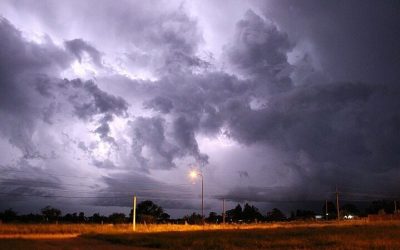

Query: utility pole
133;195;137;231
336;186;340;221
325;200;328;220
222;199;226;224
201;174;204;225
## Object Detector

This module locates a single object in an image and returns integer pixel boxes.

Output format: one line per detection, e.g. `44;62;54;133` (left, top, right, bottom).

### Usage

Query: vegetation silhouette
0;199;397;224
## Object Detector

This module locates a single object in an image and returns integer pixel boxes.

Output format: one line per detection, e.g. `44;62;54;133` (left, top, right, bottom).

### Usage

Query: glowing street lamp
189;169;204;224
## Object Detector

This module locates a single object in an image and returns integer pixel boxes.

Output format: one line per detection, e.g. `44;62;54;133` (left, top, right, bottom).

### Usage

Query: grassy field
1;221;400;249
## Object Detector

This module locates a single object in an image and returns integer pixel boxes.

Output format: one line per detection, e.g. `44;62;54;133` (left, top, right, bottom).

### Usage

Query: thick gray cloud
134;9;400;203
261;0;400;84
0;18;71;156
0;17;129;156
61;79;128;120
1;1;400;216
216;81;400;202
225;10;293;92
65;39;102;66
0;159;63;206
129;116;179;170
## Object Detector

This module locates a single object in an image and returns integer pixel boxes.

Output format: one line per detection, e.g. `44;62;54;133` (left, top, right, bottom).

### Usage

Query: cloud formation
0;1;400;216
225;10;293;91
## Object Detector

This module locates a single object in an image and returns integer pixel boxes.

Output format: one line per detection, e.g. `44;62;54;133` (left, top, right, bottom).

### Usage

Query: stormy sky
0;0;400;217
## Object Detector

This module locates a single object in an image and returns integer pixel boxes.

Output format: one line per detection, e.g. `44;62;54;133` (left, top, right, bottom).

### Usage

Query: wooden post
133;195;137;231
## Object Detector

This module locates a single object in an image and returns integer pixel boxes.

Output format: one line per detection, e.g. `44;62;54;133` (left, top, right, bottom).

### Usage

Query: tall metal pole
336;186;340;221
201;174;204;224
133;195;137;231
222;198;226;224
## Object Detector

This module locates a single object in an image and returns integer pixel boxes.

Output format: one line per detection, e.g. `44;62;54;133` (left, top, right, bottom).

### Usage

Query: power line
0;177;98;189
0;168;224;188
0;185;194;196
0;169;196;188
340;191;399;199
0;177;195;191
0;168;98;180
0;192;200;201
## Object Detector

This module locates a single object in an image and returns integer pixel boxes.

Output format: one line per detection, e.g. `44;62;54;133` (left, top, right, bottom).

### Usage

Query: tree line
0;199;398;224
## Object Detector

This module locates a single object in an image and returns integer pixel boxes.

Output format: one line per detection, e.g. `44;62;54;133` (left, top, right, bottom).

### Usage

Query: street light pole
190;169;204;225
201;172;204;224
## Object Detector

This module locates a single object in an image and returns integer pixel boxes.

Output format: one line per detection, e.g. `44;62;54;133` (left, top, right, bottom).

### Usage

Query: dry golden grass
0;219;371;235
1;220;400;249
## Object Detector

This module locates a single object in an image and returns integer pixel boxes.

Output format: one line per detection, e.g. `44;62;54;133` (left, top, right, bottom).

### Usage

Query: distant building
315;215;323;220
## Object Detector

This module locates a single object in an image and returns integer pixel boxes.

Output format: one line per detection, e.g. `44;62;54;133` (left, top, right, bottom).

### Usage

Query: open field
1;221;400;249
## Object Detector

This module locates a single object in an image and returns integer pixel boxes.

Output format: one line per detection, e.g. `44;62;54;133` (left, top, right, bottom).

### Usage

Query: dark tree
266;208;286;221
41;206;61;222
90;213;105;223
367;200;395;215
0;209;17;223
242;203;263;222
206;211;222;223
63;213;73;223
291;209;316;220
226;204;243;222
130;200;169;223
159;212;170;222
183;213;203;224
19;213;42;223
108;213;126;224
78;212;86;222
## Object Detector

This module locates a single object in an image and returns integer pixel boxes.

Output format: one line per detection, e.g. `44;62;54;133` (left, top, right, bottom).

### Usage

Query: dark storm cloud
155;73;396;183
0;18;71;156
59;1;206;75
31;78;129;144
261;0;400;84
132;8;206;74
129;116;179;170
135;71;251;168
172;116;208;164
129;9;296;167
225;10;293;92
92;159;117;169
143;96;174;114
0;160;63;205
216;185;319;203
65;39;102;66
59;79;129;141
1;0;400;214
26;75;129;145
0;16;128;163
218;80;400;200
135;9;400;201
62;79;128;120
238;171;249;178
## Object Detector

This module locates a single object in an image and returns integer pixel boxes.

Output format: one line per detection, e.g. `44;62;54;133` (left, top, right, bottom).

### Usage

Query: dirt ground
0;237;148;250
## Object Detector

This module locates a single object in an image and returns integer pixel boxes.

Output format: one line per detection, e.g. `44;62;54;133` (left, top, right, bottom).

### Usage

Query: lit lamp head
189;170;199;179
